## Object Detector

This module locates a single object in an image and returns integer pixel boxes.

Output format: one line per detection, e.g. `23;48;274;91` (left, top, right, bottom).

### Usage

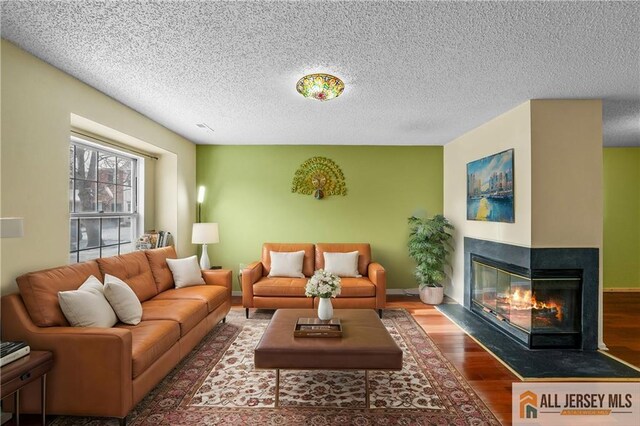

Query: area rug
52;308;500;425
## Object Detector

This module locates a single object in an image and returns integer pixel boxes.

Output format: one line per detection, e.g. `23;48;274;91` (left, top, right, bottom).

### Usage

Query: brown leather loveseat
0;246;231;425
242;243;386;318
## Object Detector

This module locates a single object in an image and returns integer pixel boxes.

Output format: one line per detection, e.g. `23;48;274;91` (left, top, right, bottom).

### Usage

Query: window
69;137;141;263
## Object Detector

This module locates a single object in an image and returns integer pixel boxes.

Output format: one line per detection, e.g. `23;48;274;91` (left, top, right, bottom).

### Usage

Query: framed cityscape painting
467;149;514;223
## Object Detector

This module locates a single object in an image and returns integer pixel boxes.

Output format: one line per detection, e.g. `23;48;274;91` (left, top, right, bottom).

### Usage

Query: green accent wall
603;147;640;289
196;145;443;291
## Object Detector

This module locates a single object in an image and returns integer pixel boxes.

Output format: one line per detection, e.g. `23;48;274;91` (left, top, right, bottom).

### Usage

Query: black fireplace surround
464;237;599;351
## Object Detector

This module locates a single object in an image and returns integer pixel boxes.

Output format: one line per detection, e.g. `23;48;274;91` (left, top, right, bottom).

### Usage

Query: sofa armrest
202;269;232;298
241;261;263;308
1;293;133;417
368;262;386;309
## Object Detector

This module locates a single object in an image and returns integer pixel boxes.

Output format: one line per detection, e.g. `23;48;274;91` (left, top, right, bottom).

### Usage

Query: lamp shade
192;223;219;244
0;217;24;238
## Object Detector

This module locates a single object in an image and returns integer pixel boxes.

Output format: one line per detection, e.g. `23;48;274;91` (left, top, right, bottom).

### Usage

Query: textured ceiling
2;1;639;146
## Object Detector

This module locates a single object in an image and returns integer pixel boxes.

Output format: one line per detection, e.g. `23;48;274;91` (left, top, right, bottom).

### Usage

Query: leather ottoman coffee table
254;309;402;408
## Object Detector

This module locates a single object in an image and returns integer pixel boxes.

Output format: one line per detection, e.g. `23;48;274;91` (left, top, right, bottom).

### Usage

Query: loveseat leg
378;309;382;319
246;308;249;319
119;417;127;426
222;317;226;324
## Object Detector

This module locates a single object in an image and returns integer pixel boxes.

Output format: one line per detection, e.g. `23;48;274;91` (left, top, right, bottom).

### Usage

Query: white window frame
69;136;143;263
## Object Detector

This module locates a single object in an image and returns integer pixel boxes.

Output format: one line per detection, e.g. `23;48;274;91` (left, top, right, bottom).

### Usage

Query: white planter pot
419;286;444;305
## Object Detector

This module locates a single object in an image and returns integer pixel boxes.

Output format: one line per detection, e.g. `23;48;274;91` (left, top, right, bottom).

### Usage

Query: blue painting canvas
467;149;514;223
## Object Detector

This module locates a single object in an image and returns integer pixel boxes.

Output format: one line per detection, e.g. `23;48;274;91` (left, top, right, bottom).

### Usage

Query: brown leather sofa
0;246;231;425
242;243;386;318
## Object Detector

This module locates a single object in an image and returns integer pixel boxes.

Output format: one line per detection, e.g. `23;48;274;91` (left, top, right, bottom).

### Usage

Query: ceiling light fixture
296;73;344;101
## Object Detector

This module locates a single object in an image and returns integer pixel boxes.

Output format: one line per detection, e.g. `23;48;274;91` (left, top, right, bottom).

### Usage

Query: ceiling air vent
196;123;214;132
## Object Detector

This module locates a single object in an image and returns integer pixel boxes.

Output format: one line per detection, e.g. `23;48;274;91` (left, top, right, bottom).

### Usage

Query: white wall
1;40;197;294
444;101;532;303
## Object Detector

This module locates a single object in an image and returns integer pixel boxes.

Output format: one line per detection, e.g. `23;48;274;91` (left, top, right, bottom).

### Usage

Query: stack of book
157;231;172;248
0;341;31;367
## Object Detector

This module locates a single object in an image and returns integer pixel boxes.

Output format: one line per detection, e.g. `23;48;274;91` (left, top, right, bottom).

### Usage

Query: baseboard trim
386;288;419;295
603;288;640;292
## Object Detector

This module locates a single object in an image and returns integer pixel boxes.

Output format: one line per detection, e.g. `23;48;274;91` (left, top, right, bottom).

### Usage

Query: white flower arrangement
305;269;341;298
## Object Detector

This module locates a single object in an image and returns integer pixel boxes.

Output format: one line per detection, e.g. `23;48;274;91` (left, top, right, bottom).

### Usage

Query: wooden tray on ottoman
294;318;342;338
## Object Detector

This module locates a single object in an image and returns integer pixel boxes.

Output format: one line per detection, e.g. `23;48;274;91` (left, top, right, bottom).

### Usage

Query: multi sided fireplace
471;255;582;349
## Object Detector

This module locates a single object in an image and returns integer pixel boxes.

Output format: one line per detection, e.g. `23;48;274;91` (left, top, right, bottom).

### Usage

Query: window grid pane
69;139;139;264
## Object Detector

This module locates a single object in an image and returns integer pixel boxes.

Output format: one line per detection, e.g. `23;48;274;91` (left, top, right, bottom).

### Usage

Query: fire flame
509;289;563;321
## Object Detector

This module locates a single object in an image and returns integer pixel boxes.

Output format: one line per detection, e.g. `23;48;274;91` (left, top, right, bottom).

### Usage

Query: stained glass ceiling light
296;73;344;101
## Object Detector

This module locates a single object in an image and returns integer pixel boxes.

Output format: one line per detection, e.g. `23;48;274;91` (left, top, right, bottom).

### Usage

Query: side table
1;351;53;426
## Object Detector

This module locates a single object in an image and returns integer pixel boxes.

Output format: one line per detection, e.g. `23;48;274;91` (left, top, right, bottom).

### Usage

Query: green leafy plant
407;215;455;288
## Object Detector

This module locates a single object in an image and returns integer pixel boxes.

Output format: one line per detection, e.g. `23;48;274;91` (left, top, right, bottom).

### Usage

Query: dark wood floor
5;293;638;426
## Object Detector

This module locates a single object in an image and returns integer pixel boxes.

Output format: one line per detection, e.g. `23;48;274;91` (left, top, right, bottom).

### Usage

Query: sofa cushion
166;256;206;288
152;285;228;313
253;277;308;297
104;274;143;325
116;320;180;378
323;251;362;277
267;251;305;278
17;261;102;327
336;277;376;297
97;252;158;302
145;246;178;292
262;243;315;277
58;275;118;327
316;243;371;276
141;299;208;336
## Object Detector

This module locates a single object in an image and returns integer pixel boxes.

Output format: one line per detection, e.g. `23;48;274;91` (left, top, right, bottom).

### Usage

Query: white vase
318;297;333;320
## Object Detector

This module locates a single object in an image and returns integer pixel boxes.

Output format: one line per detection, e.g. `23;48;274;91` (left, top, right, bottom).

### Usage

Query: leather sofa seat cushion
141;299;208;336
253;277;308;297
152;285;228;313
116;320;180;378
337;278;376;297
145;246;178;293
316;243;372;277
97;252;158;302
16;261;102;327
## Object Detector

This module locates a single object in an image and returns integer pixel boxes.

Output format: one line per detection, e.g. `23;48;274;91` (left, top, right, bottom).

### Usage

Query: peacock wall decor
291;156;347;200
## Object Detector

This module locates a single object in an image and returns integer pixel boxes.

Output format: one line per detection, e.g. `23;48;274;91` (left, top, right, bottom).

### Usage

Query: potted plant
407;214;455;305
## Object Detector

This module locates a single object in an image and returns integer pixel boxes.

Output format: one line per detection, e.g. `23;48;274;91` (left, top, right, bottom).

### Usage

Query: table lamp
192;223;219;269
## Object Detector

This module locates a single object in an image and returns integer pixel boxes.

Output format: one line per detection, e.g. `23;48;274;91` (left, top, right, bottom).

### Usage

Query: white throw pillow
323;251;362;277
103;274;143;325
58;275;118;327
268;251;305;278
166;255;206;288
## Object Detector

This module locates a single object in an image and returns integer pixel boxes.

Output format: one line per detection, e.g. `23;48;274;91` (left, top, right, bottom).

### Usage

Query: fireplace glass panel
509;275;532;332
494;269;513;321
530;279;581;333
472;261;497;311
472;259;581;344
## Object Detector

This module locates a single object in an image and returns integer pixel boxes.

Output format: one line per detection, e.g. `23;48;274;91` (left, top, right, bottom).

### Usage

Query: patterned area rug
52;309;500;425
